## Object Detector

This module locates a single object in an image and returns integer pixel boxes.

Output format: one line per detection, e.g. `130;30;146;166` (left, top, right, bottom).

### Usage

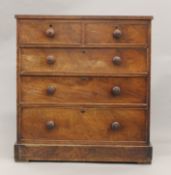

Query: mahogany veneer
15;15;153;163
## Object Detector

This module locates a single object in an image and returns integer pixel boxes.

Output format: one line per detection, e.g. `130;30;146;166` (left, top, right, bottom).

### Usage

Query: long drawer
20;48;147;74
20;107;147;141
20;76;147;104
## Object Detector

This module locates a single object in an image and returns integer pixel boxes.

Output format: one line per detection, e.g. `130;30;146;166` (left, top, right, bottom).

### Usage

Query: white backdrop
0;0;171;174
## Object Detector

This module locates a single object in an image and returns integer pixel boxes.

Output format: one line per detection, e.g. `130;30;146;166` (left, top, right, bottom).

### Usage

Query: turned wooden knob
112;86;121;96
47;86;56;95
113;27;122;39
111;122;120;130
46;55;55;65
46;26;55;38
112;56;122;65
46;120;55;130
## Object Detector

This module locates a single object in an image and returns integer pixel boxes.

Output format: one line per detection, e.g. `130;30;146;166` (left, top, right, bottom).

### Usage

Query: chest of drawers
15;15;153;163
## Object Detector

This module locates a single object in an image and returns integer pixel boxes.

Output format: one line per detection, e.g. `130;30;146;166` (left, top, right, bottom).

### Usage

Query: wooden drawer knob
46;26;55;38
113;27;122;39
46;55;55;65
111;122;120;130
112;56;122;65
47;86;56;95
112;86;121;96
46;120;55;130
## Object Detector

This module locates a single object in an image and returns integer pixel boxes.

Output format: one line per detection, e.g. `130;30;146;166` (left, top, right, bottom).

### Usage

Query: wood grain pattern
15;144;152;163
20;76;147;104
20;107;147;141
85;23;148;45
20;48;147;74
18;20;82;45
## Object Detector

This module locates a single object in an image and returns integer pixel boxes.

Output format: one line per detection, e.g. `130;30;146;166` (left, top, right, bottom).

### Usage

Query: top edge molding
15;15;153;20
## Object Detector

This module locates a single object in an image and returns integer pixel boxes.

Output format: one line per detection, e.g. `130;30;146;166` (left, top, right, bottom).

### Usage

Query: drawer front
20;48;147;74
18;20;82;45
21;77;147;104
85;22;148;45
21;107;147;141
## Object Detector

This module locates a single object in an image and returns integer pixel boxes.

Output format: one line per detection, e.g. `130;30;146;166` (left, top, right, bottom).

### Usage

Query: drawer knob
112;86;121;96
112;56;122;65
113;27;122;39
111;122;120;130
47;86;56;95
46;120;55;130
46;26;55;38
47;55;55;65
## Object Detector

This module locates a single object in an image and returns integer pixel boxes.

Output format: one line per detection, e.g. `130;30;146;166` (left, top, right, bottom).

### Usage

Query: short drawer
18;20;82;45
20;48;147;74
85;22;148;45
20;107;147;142
20;77;147;104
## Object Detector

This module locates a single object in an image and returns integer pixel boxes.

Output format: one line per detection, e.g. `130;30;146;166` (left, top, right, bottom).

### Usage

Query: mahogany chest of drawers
15;15;153;163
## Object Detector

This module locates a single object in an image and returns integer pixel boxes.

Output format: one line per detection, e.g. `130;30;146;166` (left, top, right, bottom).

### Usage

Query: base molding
14;143;152;163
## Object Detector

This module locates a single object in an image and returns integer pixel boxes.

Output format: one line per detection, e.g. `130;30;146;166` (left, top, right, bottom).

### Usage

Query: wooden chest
15;15;153;163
